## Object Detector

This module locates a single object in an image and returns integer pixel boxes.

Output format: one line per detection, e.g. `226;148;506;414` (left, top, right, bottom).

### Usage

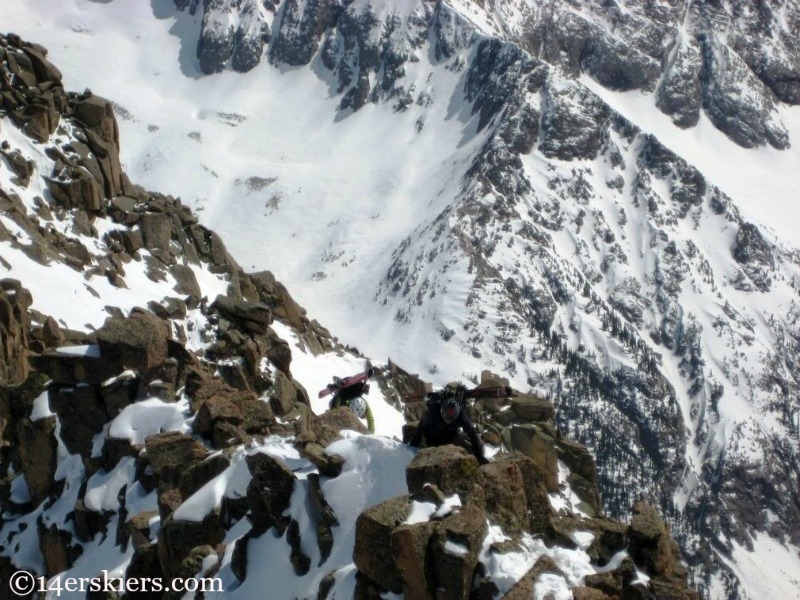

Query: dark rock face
700;38;789;149
192;388;274;448
465;39;535;133
269;0;339;67
628;502;698;599
657;39;702;128
38;520;83;577
429;504;488;600
353;495;411;593
539;81;611;161
197;0;235;74
16;416;58;506
724;0;800;105
49;384;110;456
732;222;773;268
731;222;774;292
232;0;269;73
210;295;272;335
496;0;798;148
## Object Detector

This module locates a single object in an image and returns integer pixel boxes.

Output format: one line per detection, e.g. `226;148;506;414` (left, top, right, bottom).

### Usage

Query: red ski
318;365;375;399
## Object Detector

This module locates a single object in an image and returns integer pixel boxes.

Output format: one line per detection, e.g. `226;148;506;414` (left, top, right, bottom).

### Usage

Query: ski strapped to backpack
317;364;376;399
401;384;513;407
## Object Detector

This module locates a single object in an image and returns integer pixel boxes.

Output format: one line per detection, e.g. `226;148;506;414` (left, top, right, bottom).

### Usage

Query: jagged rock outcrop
0;279;32;386
354;443;698;600
194;0;272;74
0;33;66;142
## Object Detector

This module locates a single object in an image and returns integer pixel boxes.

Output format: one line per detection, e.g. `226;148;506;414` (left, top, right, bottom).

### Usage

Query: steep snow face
5;1;800;599
478;0;797;148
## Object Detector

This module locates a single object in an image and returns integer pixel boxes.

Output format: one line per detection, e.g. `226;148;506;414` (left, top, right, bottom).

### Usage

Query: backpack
329;381;370;409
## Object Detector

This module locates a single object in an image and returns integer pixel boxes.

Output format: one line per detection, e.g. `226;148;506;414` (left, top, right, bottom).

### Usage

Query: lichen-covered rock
391;521;435;600
268;369;298;416
509;394;555;422
406;445;481;498
478;459;528;533
429;504;487;600
628;502;682;578
304;405;368;448
192;394;245;437
144;431;208;491
210;295;272;335
493;453;554;535
95;312;171;381
506;423;558;492
127;510;159;550
178;453;231;500
157;511;224;579
301;442;345;477
353;495;411;593
139;212;173;252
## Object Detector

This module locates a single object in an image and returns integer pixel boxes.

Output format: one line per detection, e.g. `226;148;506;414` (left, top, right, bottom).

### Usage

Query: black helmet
440;398;460;424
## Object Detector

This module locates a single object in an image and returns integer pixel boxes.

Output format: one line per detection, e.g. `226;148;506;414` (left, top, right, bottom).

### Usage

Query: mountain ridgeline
179;0;800;598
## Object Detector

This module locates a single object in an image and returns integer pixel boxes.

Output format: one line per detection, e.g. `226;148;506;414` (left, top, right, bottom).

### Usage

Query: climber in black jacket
408;391;489;465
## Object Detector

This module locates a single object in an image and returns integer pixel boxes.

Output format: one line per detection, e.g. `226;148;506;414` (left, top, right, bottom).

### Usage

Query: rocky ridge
0;31;698;600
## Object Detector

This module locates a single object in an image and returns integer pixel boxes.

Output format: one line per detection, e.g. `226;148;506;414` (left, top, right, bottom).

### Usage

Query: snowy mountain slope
5;1;800;598
0;40;696;600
